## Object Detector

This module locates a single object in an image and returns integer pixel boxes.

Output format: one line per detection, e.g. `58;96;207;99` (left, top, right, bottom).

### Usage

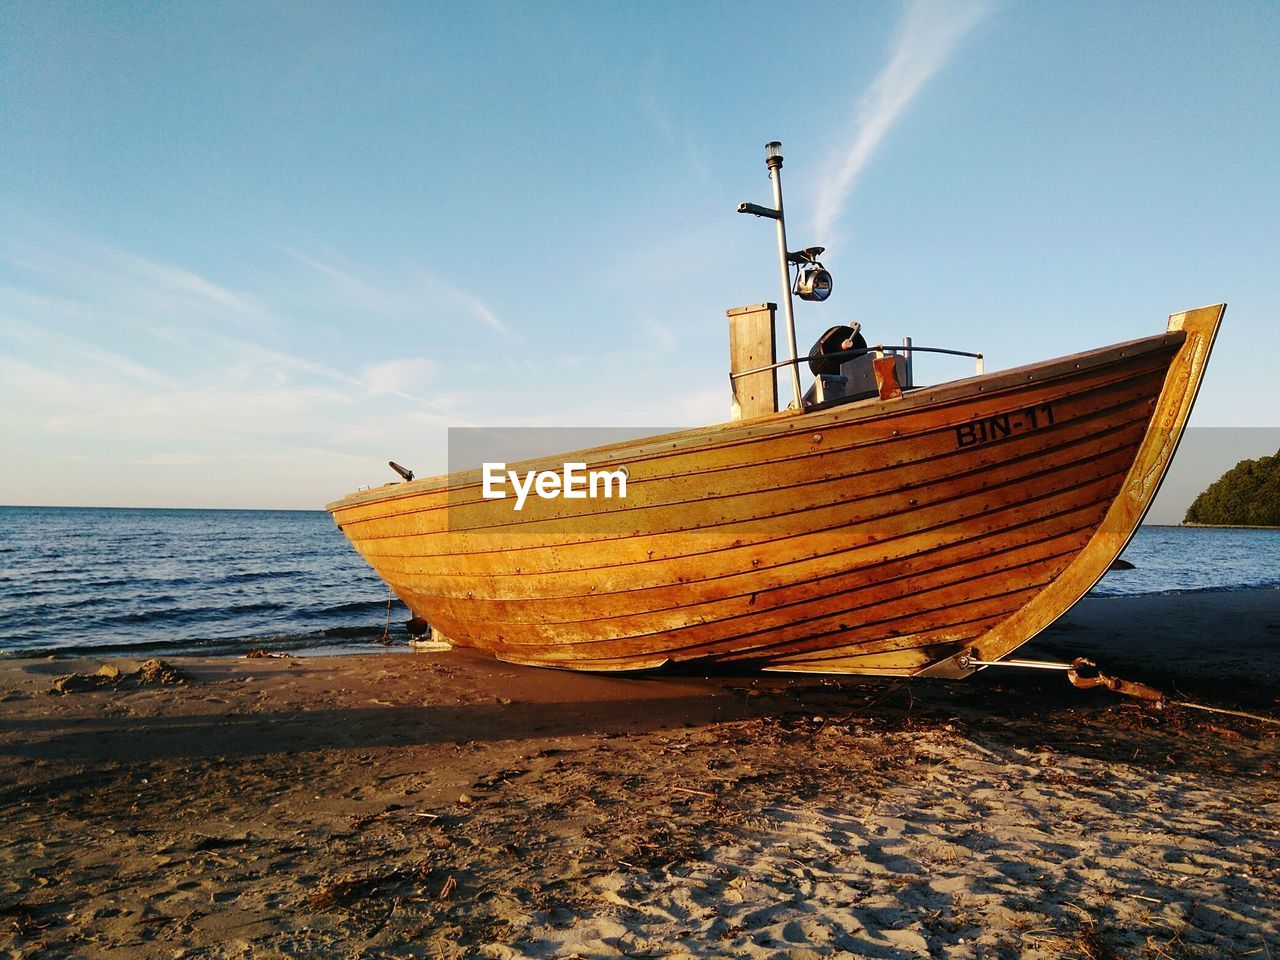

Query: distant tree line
1183;448;1280;526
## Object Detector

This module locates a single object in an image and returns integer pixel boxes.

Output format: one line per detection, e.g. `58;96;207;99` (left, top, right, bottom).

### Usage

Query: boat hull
327;305;1224;676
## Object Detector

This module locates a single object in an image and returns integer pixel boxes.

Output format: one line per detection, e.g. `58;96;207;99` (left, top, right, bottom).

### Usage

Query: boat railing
729;342;985;386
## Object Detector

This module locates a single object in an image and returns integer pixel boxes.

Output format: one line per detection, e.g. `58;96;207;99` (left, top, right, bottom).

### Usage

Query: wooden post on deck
727;302;778;419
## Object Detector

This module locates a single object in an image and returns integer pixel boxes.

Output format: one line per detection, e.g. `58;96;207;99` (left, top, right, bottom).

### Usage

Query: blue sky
2;0;1277;510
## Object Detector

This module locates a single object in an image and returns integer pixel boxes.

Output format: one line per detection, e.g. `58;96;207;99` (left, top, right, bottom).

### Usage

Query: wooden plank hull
327;305;1224;676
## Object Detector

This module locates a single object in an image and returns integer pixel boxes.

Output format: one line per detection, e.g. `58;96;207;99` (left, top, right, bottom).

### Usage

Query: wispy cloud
0;313;179;389
639;47;716;187
444;285;510;336
278;246;402;319
361;357;437;396
814;0;994;241
1;231;272;330
112;248;258;316
0;232;475;459
284;246;513;337
201;330;468;420
633;310;679;354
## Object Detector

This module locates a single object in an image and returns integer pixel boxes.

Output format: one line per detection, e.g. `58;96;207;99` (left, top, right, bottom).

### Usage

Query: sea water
0;507;1277;658
0;507;402;658
1088;524;1280;597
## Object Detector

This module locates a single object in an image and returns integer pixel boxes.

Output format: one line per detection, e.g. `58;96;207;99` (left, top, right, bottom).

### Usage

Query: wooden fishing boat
327;302;1224;677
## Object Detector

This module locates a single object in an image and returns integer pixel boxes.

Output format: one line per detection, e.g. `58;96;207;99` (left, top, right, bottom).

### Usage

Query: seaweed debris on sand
49;658;187;695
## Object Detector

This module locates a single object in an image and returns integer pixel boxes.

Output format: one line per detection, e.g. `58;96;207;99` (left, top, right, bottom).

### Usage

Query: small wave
318;624;392;640
218;570;303;585
299;599;400;620
77;599;289;629
27;581;205;609
27;593;118;612
1089;581;1280;599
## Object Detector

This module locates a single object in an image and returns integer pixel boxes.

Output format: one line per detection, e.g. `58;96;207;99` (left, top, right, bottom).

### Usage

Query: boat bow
917;303;1226;677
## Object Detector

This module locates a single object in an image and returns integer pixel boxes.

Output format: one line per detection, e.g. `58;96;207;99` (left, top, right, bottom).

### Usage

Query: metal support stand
953;651;1280;724
956;654;1075;671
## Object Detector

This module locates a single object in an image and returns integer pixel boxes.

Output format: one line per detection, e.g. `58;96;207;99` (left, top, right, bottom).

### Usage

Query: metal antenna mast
738;141;804;410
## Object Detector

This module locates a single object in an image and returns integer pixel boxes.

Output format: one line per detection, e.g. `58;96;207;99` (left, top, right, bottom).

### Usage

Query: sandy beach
1;588;1277;959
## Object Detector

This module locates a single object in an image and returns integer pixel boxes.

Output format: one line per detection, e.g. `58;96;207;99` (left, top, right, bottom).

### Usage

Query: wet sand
1;588;1277;959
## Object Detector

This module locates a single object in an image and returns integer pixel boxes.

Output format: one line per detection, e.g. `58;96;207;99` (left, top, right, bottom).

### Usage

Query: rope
1169;700;1280;725
377;584;393;645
